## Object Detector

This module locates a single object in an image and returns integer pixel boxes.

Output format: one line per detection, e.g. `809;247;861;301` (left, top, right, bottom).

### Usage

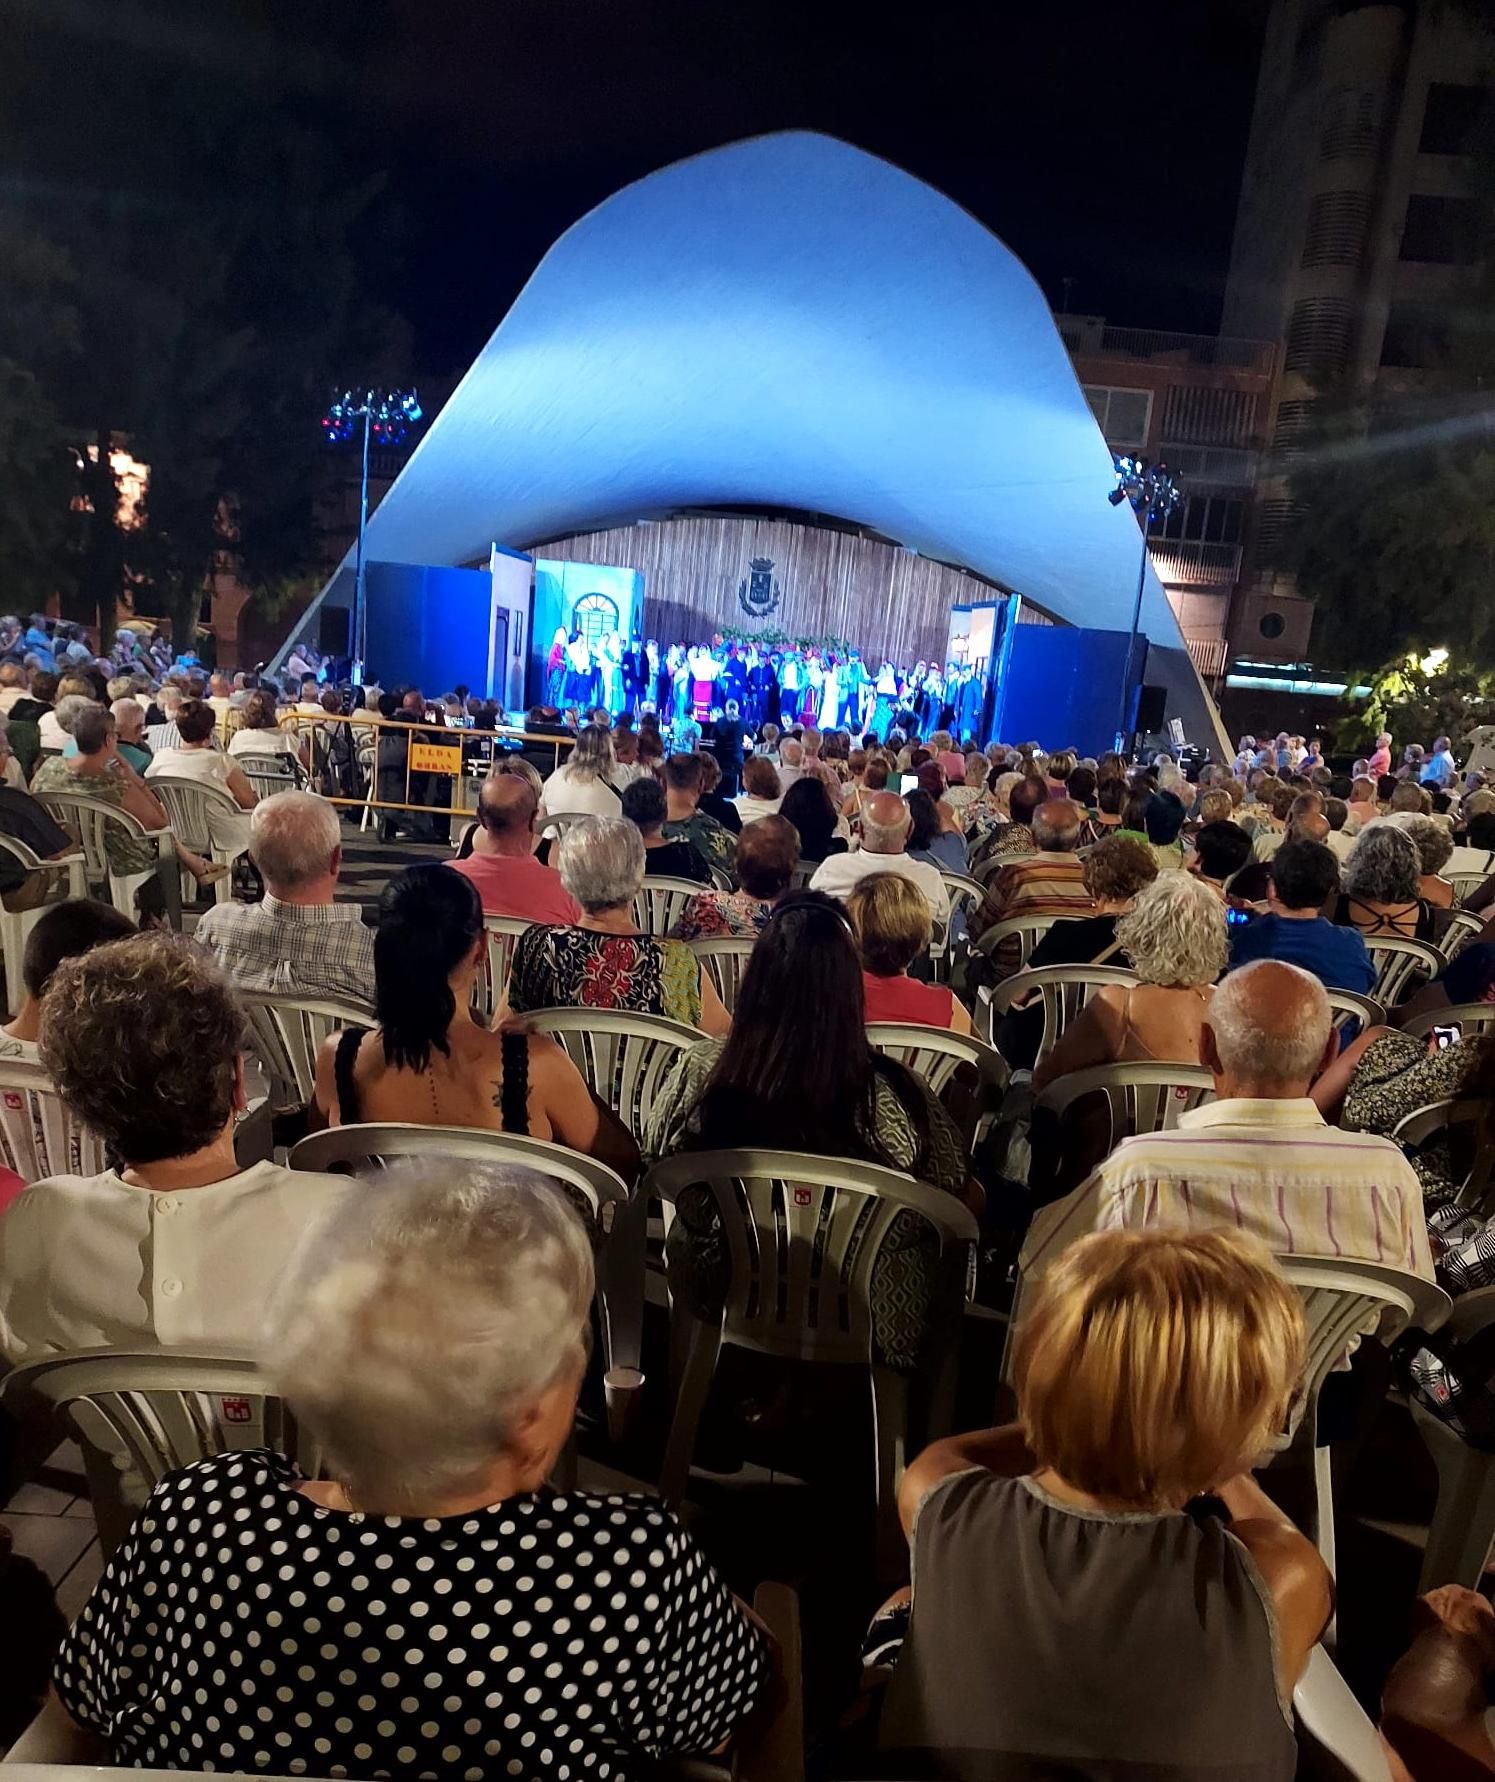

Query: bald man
449;774;582;925
1020;959;1431;1283
808;788;950;920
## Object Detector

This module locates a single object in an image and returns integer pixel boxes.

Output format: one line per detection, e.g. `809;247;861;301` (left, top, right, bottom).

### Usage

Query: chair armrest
1293;1645;1394;1782
1447;1284;1495;1345
735;1582;804;1782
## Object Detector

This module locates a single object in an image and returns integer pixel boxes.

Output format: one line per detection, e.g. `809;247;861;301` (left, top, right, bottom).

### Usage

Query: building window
1379;303;1449;369
573;592;620;643
1158;495;1243;545
1400;194;1478;264
1083;385;1153;447
1420;83;1489;157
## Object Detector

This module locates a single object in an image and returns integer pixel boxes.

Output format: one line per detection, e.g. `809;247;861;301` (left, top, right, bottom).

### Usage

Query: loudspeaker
1134;685;1167;732
318;606;351;656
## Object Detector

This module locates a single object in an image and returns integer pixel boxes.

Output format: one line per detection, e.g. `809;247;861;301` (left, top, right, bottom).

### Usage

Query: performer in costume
955;664;986;743
802;651;822;724
546;628;568;706
840;650;869;733
669;646;692;728
563;631;591;704
600;633;624;715
868;662;899;741
818;653;841;731
622;636;648;716
779;650;800;718
719;645;748;715
745;647;771;730
764;653;783;727
690;646;719;723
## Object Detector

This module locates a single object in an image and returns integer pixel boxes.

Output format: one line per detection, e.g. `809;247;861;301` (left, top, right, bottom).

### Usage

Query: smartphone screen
1431;1025;1463;1050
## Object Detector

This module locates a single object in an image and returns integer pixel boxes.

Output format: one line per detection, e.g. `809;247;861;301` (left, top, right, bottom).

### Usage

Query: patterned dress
507;924;703;1027
668;890;771;941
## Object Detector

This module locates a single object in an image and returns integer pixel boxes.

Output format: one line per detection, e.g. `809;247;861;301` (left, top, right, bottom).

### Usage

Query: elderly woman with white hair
1390;810;1457;909
39;1165;769;1774
537;723;623;825
1033;871;1230;1092
1333;821;1438;940
503;816;729;1034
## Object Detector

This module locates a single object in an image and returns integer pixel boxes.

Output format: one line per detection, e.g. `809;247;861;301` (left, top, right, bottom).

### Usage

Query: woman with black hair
311;863;637;1175
779;774;847;865
644;890;976;1368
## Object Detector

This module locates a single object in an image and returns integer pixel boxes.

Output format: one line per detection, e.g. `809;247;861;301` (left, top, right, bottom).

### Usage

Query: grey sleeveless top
878;1470;1297;1781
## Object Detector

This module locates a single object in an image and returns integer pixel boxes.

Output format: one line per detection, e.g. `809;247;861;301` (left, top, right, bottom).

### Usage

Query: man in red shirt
449;775;583;925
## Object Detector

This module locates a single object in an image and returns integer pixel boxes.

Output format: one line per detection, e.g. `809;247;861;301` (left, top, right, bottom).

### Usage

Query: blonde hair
1015;1229;1304;1508
1046;748;1077;782
563;724;614;782
1116;870;1229;986
845;870;932;976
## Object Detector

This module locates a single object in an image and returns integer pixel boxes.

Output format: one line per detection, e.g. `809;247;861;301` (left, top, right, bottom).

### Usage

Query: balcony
1149;539;1243;589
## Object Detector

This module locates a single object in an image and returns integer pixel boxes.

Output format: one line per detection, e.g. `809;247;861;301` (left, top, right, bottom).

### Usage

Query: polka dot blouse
55;1450;768;1780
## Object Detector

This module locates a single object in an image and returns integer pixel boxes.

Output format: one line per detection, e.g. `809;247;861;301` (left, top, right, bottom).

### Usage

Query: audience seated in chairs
194;791;376;1004
312;862;637;1173
144;696;258;857
32;702;225;898
848;871;974;1034
535;721;623;824
502;816;730;1036
1228;838;1377;994
734;753;783;822
978;796;1090;931
1032;870;1229;1092
1392;810;1458;909
779;772;847;865
696;750;744;834
661;751;738;882
1023;960;1432;1283
106;697;152;773
875;1229;1326;1782
1188;818;1254;898
448;771;583;924
0;934;356;1360
0;897;134;1064
620;773;711;883
669;813;800;940
906;783;968;875
1141;789;1188;870
226;687;303;766
644;890;976;1372
1335;822;1439;940
0;769;76;914
810;790;950;922
35;1164;769;1775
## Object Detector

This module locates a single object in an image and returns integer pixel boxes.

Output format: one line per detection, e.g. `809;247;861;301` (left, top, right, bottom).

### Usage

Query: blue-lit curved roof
308;130;1221;745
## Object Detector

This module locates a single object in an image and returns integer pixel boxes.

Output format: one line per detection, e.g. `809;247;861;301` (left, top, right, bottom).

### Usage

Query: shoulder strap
499;1028;531;1134
334;1025;369;1125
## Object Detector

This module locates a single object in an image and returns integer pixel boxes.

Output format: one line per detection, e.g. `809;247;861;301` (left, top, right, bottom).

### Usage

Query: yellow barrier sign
409;738;464;775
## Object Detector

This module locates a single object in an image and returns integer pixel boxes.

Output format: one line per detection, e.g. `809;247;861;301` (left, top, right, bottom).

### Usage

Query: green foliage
1334;650;1495;753
728;626;859;656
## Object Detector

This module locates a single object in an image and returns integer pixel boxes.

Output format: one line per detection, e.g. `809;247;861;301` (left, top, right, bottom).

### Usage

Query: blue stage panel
365;562;498;698
998;626;1144;759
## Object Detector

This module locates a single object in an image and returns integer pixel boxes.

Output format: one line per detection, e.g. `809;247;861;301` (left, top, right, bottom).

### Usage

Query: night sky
11;0;1271;375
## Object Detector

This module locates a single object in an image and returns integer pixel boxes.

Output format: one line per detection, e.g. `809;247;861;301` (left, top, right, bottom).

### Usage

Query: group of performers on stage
544;629;990;743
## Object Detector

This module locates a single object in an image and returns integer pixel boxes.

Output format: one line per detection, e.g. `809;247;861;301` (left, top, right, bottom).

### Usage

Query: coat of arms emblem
738;556;782;619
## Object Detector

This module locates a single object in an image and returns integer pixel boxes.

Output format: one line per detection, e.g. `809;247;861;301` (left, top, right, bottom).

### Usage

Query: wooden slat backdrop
527;515;1025;666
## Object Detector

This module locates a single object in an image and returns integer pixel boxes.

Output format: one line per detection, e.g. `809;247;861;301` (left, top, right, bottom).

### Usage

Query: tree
1334;649;1495;754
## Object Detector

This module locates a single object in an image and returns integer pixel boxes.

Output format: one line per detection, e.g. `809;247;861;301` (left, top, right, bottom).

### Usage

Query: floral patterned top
507;924;703;1027
668;890;772;941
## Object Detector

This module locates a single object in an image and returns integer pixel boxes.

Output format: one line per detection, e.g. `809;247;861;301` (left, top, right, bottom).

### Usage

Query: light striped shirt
1020;1097;1434;1282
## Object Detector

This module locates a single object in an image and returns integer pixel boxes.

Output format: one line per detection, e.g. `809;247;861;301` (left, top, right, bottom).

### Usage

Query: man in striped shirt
1021;959;1433;1284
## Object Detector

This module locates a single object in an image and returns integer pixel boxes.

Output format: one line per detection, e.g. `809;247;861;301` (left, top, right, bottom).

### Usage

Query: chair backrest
520;1007;699;1141
148;772;241;853
289;1122;631;1234
31;788;152;883
789;859;817;889
539;809;590;843
1362;935;1443;1007
1;1350;313;1544
937;871;984;931
0;1057;108;1182
1401;1001;1495;1042
1322;985;1387;1037
973;914;1058;977
1034;1061;1216;1155
240;990;375;1105
984;964;1138;1063
688;936;757;1014
1447;870;1491;907
1393;1097;1495;1213
642;1148;978;1363
472;915;534;1021
866;1021;1008;1099
631;875;707;936
1438;908;1487;962
235;753;304;800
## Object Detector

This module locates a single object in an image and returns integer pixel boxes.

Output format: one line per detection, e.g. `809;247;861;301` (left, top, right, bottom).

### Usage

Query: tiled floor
3;1441;105;1624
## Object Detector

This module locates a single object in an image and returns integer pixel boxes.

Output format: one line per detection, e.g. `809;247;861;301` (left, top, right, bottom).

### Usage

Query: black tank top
333;1026;531;1134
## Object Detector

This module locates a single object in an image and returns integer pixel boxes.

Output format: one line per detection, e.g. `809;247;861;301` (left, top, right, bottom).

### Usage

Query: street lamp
1109;453;1182;754
321;388;423;680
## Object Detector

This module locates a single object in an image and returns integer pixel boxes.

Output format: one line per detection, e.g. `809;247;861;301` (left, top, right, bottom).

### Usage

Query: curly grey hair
1391;812;1454;877
270;1163;593;1512
1343;823;1420;903
557;813;645;913
1116;872;1230;987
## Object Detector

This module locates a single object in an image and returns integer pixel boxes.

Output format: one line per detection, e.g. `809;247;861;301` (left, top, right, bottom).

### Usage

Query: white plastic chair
31;787;175;922
234;751;306;800
520;1006;699;1142
1401;1001;1495;1041
689;935;757;1014
0;833;87;1015
643;1147;978;1580
1322;985;1387;1037
239;989;374;1105
537;808;591;844
1411;1282;1495;1591
1275;1256;1449;1605
472;914;533;1020
930;871;984;982
146;773;251;903
632;875;708;936
0;1349;310;1558
1446;869;1492;908
289;1122;639;1374
1361;934;1443;1008
1393;1098;1495;1214
972;913;1059;979
789;858;817;889
983;963;1138;1064
1437;907;1487;962
0;1057;108;1183
1294;1645;1396;1782
1033;1061;1216;1158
